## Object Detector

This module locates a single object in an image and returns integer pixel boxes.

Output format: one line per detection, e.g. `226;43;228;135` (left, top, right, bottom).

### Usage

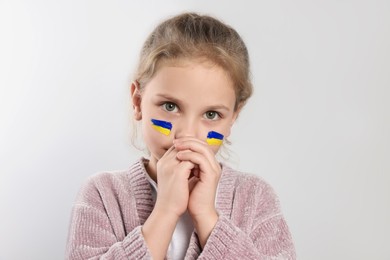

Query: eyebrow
156;93;231;111
156;94;182;106
206;104;230;112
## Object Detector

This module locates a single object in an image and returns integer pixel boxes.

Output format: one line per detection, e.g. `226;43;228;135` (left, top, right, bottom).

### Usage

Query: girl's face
132;59;239;162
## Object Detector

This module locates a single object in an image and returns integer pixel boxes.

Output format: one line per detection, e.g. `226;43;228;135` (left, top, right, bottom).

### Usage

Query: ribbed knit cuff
122;226;152;259
201;216;241;258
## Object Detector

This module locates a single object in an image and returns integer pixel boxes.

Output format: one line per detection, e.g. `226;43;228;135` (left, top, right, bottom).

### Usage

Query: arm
198;177;296;260
141;209;179;260
65;176;152;260
173;139;295;258
140;146;193;260
199;215;295;259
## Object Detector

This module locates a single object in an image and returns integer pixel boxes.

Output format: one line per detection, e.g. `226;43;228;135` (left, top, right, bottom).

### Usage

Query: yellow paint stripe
152;125;171;136
206;138;223;146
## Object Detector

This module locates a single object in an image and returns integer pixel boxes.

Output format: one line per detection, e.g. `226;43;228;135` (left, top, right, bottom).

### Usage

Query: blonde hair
134;12;253;110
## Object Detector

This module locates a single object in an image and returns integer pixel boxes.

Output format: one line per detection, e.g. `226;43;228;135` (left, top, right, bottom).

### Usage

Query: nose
173;117;200;140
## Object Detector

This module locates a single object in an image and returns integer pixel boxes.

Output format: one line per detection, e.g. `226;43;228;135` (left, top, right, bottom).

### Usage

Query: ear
131;81;142;121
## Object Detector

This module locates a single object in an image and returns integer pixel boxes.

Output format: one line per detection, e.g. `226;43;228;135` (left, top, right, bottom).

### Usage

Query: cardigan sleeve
198;176;296;260
65;175;152;260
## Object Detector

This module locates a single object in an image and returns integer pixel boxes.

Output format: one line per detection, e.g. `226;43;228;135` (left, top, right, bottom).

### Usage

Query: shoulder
82;169;130;193
74;159;146;206
220;164;282;214
73;169;130;208
220;164;285;223
221;164;277;197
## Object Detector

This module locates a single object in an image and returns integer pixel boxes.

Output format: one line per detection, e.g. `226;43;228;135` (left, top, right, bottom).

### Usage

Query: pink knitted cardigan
66;158;296;259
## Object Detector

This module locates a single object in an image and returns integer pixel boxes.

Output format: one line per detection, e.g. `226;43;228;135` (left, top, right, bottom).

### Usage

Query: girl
66;12;296;260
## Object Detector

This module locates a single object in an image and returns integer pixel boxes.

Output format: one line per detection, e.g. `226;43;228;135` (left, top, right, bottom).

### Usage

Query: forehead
144;59;236;107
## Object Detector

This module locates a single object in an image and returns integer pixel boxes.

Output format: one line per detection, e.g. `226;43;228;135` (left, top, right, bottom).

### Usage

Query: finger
177;160;197;179
164;144;177;157
157;145;180;178
176;150;219;181
174;139;219;172
174;136;207;147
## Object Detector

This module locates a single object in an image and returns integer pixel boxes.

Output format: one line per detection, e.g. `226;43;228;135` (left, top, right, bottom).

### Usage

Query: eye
204;111;220;120
162;102;178;112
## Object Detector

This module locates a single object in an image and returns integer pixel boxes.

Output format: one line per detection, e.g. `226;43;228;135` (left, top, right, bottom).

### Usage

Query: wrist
152;206;182;222
191;209;218;225
190;210;219;249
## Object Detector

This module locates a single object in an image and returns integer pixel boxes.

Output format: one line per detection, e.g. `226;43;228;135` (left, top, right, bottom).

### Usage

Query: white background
1;0;389;259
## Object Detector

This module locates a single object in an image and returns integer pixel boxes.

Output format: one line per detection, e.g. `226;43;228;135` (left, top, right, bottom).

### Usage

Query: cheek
142;121;173;154
203;126;230;153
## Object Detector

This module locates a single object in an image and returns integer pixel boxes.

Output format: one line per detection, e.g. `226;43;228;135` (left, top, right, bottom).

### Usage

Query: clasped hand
154;137;222;222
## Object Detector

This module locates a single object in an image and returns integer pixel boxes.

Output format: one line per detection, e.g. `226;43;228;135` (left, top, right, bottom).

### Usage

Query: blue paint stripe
151;119;172;130
207;131;224;140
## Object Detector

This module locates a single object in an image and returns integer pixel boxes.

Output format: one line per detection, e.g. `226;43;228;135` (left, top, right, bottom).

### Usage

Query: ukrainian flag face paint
151;119;172;136
151;119;223;145
206;131;224;146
